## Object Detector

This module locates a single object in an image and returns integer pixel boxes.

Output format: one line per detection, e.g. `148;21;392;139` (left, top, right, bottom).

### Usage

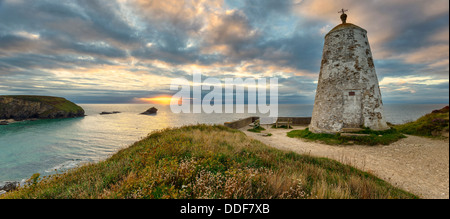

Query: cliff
0;96;85;121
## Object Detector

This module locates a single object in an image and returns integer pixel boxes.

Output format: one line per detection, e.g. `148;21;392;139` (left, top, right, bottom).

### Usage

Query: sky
0;0;448;104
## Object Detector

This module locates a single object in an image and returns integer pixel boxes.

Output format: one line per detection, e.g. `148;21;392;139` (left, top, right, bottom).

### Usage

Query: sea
0;103;447;183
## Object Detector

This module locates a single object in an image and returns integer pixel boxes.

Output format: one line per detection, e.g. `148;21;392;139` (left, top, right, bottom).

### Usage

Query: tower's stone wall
310;23;389;134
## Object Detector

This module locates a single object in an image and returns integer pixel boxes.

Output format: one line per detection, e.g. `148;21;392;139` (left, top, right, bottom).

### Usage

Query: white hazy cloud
380;76;448;86
0;0;448;103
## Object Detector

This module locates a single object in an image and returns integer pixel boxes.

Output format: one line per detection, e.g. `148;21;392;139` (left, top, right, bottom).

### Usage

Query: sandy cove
0;119;17;125
241;126;449;199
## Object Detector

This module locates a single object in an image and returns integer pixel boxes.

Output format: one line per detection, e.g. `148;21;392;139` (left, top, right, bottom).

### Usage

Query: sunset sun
138;96;175;105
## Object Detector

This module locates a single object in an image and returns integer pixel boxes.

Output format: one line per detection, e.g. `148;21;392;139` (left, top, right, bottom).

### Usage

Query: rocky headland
0;95;85;122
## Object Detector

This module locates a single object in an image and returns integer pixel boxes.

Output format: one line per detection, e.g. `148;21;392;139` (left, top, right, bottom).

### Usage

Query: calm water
0;103;447;182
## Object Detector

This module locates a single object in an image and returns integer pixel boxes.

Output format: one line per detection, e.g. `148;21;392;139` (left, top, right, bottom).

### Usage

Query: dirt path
241;126;449;199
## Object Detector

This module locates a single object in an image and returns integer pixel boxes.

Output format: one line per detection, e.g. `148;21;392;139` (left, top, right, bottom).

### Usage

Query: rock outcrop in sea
141;107;158;115
0;95;85;121
100;111;121;115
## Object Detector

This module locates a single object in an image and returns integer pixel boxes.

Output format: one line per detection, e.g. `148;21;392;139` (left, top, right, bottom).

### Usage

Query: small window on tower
349;92;356;96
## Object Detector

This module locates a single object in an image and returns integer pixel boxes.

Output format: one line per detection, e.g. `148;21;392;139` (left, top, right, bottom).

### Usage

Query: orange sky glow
137;96;175;105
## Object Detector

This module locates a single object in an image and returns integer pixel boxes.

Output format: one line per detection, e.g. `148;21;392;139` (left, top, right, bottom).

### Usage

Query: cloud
0;0;448;104
295;0;449;55
398;44;449;66
380;76;449;86
429;26;450;43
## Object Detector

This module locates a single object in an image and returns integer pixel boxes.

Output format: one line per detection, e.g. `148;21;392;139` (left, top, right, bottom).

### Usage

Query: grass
1;125;417;199
287;128;406;146
287;106;450;145
394;106;449;138
247;126;266;133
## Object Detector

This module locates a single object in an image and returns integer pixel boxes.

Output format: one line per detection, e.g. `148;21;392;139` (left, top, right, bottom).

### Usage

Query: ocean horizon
0;103;447;183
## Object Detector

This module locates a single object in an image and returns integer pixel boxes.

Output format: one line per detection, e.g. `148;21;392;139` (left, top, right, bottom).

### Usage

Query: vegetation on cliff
0;95;84;120
394;106;449;138
2;125;417;199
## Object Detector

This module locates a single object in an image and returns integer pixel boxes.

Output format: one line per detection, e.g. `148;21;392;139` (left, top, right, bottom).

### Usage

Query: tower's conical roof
326;23;366;37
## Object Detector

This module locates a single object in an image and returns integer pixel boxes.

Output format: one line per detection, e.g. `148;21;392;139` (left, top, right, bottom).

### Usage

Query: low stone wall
278;117;312;125
224;117;259;129
224;117;311;129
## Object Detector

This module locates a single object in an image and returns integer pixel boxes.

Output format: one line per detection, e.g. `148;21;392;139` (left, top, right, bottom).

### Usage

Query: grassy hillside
2;125;417;199
395;106;449;137
1;95;83;115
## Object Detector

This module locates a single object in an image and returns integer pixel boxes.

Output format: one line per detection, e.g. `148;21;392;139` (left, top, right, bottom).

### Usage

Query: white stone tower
309;10;389;134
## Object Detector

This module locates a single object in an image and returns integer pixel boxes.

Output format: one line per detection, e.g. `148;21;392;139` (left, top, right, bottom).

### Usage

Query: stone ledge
340;133;370;137
342;128;364;133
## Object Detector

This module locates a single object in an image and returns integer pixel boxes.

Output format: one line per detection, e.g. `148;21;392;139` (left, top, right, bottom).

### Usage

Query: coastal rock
0;121;8;125
141;107;158;115
100;111;121;115
0;181;19;192
0;96;85;121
